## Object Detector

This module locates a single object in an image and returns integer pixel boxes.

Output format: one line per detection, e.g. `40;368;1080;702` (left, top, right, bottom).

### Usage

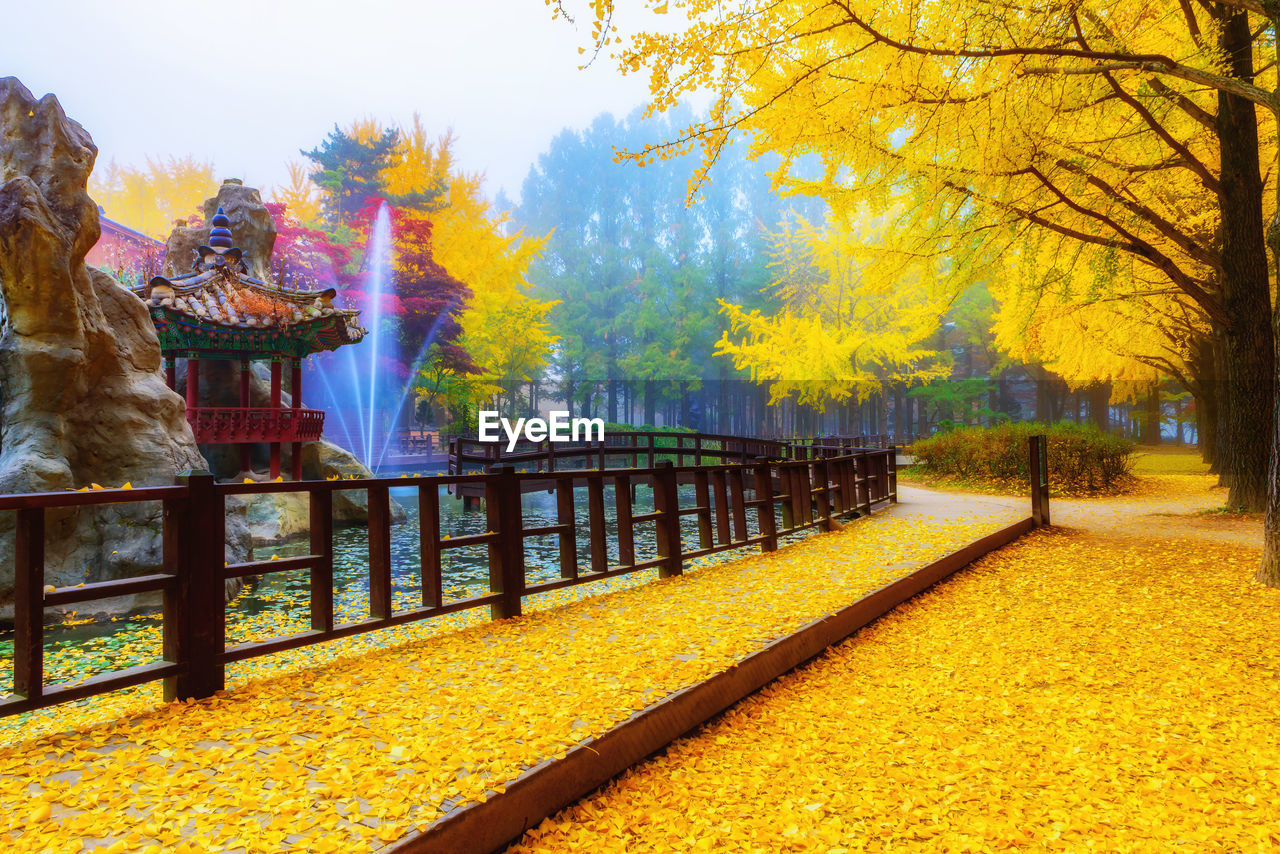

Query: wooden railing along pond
1;436;1048;718
448;430;898;476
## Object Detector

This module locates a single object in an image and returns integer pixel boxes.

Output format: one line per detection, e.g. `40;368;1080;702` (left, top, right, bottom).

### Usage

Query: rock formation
231;439;405;545
0;78;250;621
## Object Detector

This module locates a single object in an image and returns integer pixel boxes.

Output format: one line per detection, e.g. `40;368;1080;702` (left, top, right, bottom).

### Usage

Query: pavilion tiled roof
132;207;367;358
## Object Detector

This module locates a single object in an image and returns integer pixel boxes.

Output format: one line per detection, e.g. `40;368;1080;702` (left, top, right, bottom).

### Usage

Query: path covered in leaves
512;449;1278;852
1;491;1024;852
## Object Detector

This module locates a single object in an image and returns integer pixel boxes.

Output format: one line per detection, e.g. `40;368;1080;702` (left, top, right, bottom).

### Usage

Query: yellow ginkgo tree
360;117;559;420
89;155;216;237
716;210;950;412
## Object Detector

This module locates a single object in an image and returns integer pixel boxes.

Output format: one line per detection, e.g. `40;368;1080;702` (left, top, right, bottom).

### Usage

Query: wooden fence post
1029;435;1051;526
166;470;225;702
368;484;392;620
652;461;684;578
693;469;714;550
587;474;608;573
310;488;334;630
13;507;44;700
555;478;578;579
486;466;525;619
855;453;871;516
615;473;635;567
815;458;837;531
419;483;443;607
887;448;899;503
754;459;778;552
728;467;748;542
1040;438;1051;525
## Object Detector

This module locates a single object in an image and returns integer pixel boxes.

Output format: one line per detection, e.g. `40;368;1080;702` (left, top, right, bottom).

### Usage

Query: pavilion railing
1;437;1048;718
187;406;325;444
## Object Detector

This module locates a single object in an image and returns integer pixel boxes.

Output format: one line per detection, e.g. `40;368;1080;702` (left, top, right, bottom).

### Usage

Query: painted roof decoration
133;208;367;360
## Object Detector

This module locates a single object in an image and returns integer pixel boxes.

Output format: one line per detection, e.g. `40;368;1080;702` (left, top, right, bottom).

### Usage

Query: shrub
908;422;1135;495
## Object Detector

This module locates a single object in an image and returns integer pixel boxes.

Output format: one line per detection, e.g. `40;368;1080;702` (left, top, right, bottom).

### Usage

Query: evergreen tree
301;124;401;226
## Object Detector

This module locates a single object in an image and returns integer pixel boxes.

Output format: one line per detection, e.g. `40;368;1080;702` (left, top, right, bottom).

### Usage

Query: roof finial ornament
209;206;233;249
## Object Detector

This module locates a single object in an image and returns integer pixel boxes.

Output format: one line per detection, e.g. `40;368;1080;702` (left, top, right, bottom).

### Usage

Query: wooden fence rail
447;431;898;476
1;436;1046;718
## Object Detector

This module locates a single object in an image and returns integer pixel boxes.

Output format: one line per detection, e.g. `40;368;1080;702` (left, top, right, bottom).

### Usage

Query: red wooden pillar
239;359;251;474
291;358;302;408
164;358;176;391
290;358;303;481
269;360;282;479
185;357;199;409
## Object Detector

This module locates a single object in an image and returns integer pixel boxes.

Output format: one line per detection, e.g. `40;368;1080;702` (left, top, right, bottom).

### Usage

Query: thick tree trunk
1212;333;1230;476
1140;384;1162;445
1033;367;1051;423
1216;9;1273;511
893;386;904;440
1088;382;1110;430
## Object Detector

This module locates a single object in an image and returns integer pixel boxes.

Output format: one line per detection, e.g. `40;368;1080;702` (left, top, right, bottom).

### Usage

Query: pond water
249;483;767;618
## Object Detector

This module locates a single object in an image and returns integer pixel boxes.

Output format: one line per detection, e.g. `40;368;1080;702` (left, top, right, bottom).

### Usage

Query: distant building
85;207;164;281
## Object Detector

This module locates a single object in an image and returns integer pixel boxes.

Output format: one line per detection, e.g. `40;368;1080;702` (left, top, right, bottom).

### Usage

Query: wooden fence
2;446;905;717
448;430;895;476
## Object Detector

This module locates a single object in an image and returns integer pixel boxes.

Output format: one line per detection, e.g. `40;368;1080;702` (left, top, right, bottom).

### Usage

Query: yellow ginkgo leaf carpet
2;492;1024;853
512;454;1279;853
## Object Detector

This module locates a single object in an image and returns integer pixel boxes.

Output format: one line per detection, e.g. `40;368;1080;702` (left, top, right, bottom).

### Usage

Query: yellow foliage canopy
89;156;215;238
270;161;324;226
716;210;950;410
566;0;1272;393
340;116;558;406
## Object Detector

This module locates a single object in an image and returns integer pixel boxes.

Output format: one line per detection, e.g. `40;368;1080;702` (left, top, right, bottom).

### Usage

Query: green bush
908;422;1135;495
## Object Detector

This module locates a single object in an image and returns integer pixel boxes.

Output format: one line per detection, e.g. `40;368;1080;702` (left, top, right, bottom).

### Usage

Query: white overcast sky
4;0;658;205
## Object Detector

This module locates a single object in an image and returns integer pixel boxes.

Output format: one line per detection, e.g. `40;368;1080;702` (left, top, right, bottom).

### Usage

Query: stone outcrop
233;438;405;545
162;179;277;281
0;78;250;620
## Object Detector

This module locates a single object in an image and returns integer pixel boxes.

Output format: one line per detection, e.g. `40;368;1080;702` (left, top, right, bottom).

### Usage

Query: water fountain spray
363;203;394;468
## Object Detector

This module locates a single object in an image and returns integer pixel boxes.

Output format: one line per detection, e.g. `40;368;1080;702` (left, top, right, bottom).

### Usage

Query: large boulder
0;78;250;621
238;439;406;545
162;179;276;281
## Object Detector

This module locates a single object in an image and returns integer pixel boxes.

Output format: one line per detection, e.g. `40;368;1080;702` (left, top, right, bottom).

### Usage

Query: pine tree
301;124;401;226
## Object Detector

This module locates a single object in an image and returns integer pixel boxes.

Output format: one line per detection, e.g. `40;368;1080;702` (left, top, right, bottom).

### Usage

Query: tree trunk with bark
1216;9;1274;511
1140;384;1162;445
1088;382;1110;431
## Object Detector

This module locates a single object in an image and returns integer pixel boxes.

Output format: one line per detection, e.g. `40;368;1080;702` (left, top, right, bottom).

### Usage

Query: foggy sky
4;0;654;206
